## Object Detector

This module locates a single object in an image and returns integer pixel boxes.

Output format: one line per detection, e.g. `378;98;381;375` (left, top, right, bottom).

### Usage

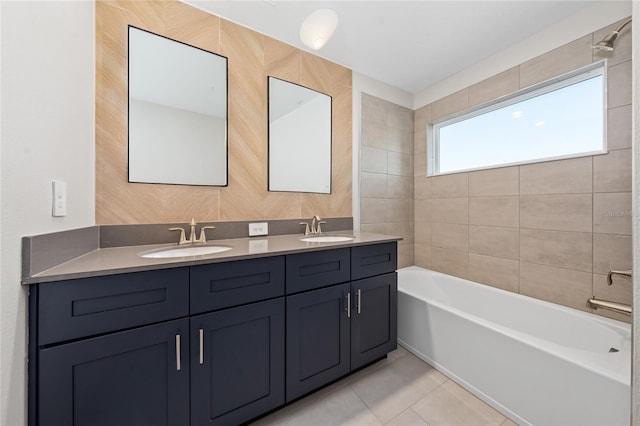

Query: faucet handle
197;226;216;244
169;227;188;245
299;222;311;235
316;221;326;234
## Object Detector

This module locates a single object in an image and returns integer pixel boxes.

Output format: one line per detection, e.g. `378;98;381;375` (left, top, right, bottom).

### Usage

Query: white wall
0;2;95;424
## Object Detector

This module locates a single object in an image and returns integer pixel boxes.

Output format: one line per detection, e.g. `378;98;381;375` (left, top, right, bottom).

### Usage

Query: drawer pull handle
357;289;362;314
175;334;181;371
199;329;204;365
346;292;351;318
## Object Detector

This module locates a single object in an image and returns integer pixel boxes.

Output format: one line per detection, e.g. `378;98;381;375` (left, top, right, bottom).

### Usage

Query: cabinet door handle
175;334;181;371
345;292;351;318
199;328;204;365
357;289;362;314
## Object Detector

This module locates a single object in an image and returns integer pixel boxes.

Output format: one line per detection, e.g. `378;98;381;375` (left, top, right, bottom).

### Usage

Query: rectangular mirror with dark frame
268;77;332;194
128;26;228;186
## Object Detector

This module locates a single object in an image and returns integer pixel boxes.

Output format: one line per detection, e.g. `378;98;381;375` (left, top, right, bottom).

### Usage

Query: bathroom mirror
128;26;228;186
268;77;332;194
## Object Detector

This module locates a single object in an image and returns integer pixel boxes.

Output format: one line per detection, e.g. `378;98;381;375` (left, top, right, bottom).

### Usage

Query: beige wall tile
431;173;468;198
390;221;414;245
388;151;413;176
387;175;413;199
414;104;431;134
398;244;414;269
469;197;519;228
593;192;632;235
469;225;519;260
361;172;387;198
387;198;413;222
432;223;468;252
431;198;468;224
414;151;427;177
520;194;592;232
468;67;519;107
361;146;387;174
388;103;414;130
468;254;519;293
593;149;632;193
519;157;592;195
608;60;632;108
414;244;432;269
592;18;632;67
414;199;431;223
519;35;593;88
520;262;592;311
431;89;469;122
361;93;388;124
387;127;413;154
414;129;427;155
468;167;519;196
360;198;388;224
415;221;432;246
361;121;386;149
593;233;632;275
520;229;592;272
432;247;469;279
414;177;431;200
360;223;387;235
607;105;632;150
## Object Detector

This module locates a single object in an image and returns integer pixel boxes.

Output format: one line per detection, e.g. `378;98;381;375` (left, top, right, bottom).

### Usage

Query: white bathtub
397;266;631;426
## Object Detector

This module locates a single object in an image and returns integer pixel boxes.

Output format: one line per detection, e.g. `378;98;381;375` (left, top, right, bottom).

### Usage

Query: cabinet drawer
286;248;350;294
38;268;189;346
351;242;397;280
190;256;284;314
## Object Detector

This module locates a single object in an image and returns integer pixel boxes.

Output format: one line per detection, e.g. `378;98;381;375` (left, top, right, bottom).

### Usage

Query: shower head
593;17;631;51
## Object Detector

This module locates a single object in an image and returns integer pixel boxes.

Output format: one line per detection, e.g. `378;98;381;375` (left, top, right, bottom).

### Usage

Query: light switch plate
52;180;67;217
248;222;268;237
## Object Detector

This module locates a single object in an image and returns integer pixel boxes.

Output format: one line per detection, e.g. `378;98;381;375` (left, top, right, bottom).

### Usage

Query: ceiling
183;1;598;94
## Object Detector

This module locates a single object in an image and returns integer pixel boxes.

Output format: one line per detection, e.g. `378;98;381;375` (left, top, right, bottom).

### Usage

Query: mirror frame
267;76;333;194
127;25;229;187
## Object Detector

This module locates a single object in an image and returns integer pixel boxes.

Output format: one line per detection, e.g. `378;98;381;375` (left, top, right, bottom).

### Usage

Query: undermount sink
139;245;232;259
299;235;354;243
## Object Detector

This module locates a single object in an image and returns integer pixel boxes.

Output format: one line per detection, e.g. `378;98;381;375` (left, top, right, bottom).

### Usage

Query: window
429;62;605;175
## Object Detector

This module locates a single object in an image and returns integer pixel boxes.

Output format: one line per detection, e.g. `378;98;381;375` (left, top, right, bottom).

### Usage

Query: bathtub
397;266;631;426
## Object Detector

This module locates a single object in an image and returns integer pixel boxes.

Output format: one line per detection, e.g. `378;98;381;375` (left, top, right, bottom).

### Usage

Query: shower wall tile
414;104;431;134
361;172;387;198
519;35;593;88
388;175;413;199
388;151;413;176
388;198;414;222
360;223;387;235
414;151;427;177
468;67;519;107
388;103;414;131
431;198;468;225
361;93;389;124
468;254;519;293
468;197;519;228
607;105;632;150
593;149;632;193
431;89;469;122
468;167;519;197
607;61;632;108
415;221;432;246
432;247;469;279
361;146;388;174
387;127;413;154
593;234;632;275
431;173;468;198
432;223;468;252
391;221;414;246
414;244;432;269
520;229;592;272
593;192;632;235
519;157;592;195
414;129;427;155
398;245;414;268
520;194;592;232
361;122;387;149
414;199;431;223
360;198;388;224
469;226;519;260
519;262;592;312
414;178;431;200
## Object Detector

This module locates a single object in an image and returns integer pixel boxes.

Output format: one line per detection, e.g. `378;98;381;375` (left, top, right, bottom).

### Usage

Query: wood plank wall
96;0;352;224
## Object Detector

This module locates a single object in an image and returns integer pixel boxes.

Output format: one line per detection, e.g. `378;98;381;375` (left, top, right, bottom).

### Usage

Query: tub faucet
606;269;632;286
587;297;632;315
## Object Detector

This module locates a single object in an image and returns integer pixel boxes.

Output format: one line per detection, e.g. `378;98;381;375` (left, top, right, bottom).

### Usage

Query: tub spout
587;297;632;315
607;269;632;286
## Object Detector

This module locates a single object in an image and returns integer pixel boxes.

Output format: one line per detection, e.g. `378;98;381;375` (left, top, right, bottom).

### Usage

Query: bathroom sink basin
299;235;354;243
139;245;232;259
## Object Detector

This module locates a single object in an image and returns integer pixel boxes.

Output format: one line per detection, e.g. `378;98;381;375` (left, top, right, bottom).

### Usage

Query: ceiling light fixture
593;17;631;51
299;9;339;50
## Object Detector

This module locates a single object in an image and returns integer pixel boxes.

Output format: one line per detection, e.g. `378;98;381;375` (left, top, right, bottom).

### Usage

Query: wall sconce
299;9;339;50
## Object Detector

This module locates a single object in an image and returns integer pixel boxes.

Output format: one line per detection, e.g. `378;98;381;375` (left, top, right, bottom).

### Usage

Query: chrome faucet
607;269;632;286
300;215;326;235
169;218;215;245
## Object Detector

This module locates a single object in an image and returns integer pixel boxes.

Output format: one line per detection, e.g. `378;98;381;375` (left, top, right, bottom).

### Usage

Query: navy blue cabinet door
190;298;285;426
351;272;398;370
286;282;351;402
38;318;190;426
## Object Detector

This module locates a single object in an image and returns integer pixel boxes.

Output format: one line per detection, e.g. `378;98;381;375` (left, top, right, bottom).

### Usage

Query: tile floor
252;346;518;426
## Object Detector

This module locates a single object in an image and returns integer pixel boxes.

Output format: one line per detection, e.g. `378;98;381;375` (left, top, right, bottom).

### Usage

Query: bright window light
429;62;606;175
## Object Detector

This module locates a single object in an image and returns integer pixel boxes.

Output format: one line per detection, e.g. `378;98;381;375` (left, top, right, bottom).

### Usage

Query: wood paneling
96;0;352;224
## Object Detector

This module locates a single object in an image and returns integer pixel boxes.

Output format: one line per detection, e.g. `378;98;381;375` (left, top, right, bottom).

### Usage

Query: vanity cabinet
30;241;397;426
